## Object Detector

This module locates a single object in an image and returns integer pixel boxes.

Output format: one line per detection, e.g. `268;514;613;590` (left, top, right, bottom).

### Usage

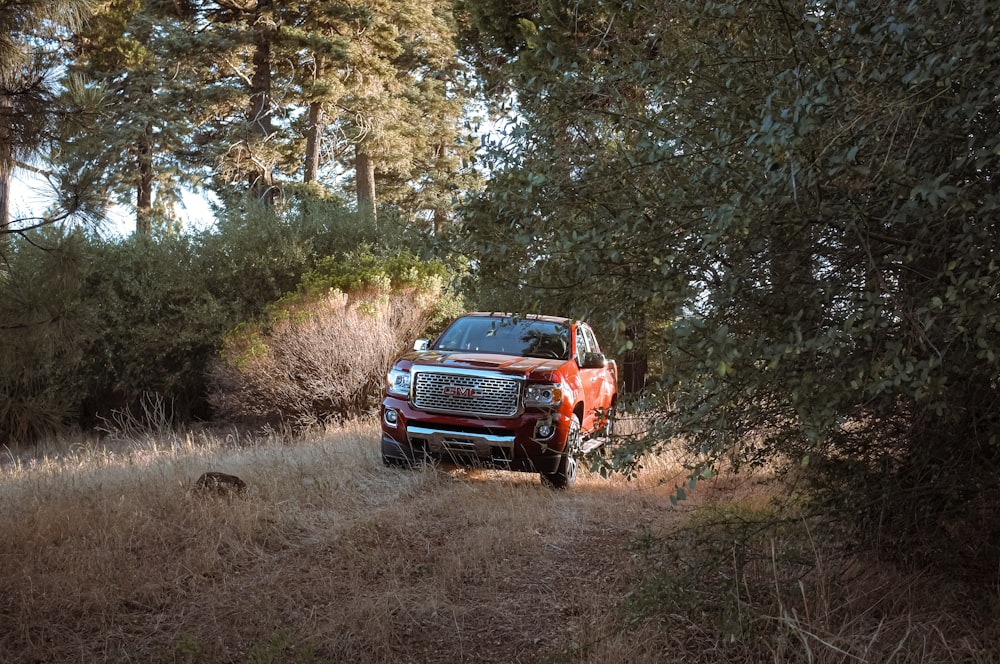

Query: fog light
383;408;398;428
536;422;554;439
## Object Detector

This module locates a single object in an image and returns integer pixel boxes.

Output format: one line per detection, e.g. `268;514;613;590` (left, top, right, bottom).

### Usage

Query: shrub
0;195;464;443
79;234;230;425
0;229;94;445
207;252;461;428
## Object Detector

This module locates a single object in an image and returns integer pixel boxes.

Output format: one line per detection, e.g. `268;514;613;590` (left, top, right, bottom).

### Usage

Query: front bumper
380;397;571;474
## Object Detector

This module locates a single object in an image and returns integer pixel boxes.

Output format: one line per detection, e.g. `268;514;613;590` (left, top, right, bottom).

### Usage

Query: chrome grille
413;371;520;417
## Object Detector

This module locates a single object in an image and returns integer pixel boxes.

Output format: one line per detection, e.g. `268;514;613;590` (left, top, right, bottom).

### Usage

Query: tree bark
355;146;376;219
136;122;153;235
0;92;12;245
303;56;324;184
248;2;275;205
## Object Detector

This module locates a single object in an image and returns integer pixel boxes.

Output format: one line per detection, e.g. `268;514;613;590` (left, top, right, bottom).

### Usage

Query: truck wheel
599;403;617;456
382;455;412;468
541;414;581;490
381;438;415;468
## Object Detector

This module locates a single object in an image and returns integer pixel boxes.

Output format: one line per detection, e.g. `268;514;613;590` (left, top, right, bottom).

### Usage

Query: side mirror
413;339;430;351
580;352;606;369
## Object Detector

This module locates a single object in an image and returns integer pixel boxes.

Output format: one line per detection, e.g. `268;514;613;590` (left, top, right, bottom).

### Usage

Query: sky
9;167;217;237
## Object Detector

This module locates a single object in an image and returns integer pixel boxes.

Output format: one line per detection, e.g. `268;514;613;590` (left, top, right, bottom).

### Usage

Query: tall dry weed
209;286;439;428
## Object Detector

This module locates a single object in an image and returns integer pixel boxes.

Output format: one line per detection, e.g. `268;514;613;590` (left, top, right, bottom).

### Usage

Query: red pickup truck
380;313;618;488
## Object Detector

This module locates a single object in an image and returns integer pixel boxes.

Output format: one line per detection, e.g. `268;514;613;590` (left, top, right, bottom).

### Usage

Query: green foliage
50;0;196;234
198;200;342;318
297;250;450;298
0;183;472;443
80;199;388;425
0;198;401;441
460;0;1000;578
79;233;229;423
1;0;96;242
0;229;94;443
133;0;478;217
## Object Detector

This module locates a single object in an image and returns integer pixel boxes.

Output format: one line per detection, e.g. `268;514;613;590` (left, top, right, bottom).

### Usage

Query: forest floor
1;420;997;663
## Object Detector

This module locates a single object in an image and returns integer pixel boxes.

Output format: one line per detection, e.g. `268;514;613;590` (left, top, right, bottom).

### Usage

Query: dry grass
208;287;440;427
1;422;997;663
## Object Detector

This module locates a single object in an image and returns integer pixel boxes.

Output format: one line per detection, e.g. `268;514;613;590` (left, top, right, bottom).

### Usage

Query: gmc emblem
443;385;476;397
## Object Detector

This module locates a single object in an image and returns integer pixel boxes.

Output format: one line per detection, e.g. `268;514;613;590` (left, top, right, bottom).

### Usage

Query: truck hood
403;351;568;380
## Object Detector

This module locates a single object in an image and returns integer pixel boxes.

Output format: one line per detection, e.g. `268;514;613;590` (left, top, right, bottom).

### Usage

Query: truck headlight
524;382;566;408
386;368;411;398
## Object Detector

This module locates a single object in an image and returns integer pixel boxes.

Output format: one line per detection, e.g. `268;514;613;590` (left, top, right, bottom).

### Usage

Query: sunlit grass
1;420;995;663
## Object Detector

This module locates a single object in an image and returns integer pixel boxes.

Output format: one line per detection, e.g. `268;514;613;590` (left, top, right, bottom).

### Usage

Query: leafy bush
0;229;94;444
208;252;461;428
460;0;1000;581
78;233;230;425
0;197;401;443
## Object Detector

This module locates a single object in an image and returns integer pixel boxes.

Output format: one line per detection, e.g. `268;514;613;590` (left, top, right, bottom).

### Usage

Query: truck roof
463;312;574;325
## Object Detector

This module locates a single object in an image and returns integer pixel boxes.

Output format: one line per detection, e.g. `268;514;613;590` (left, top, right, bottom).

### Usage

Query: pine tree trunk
431;142;447;234
304;102;323;184
0;168;9;247
248;4;275;205
432;208;446;235
136;122;153;236
0;92;11;246
355;146;376;219
304;56;324;184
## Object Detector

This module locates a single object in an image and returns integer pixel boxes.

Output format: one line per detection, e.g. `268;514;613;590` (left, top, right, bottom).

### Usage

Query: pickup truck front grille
413;371;520;418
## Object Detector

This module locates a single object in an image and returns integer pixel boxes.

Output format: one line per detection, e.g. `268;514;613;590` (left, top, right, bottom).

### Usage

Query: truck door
577;324;610;434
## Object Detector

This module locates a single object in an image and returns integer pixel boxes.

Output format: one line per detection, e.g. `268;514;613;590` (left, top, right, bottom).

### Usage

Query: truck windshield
433;316;570;360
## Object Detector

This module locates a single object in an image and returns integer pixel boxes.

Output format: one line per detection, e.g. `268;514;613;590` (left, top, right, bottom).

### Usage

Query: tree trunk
0;167;9;248
769;217;817;323
431;141;447;234
136;122;153;235
355;146;376;219
303;56;324;184
248;3;275;205
0;92;11;246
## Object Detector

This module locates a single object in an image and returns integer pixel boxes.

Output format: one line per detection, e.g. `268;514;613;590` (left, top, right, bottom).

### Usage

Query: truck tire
381;438;415;468
382;455;412;468
541;414;581;490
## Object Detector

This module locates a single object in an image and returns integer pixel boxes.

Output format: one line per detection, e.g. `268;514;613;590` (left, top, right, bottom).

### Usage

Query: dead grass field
2;421;998;663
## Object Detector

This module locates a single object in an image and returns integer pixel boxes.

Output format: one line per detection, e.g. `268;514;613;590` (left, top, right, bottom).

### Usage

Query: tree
0;0;93;245
367;0;481;230
460;0;1000;576
162;0;476;221
290;0;478;223
53;0;195;235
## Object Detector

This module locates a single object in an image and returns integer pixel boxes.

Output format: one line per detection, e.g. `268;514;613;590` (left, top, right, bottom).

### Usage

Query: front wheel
382;454;413;468
541;414;581;490
381;437;416;468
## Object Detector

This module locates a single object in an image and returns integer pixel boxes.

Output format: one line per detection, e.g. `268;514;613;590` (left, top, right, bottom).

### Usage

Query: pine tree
150;0;477;220
162;0;298;207
320;0;478;223
0;0;93;243
371;0;480;231
55;0;195;235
